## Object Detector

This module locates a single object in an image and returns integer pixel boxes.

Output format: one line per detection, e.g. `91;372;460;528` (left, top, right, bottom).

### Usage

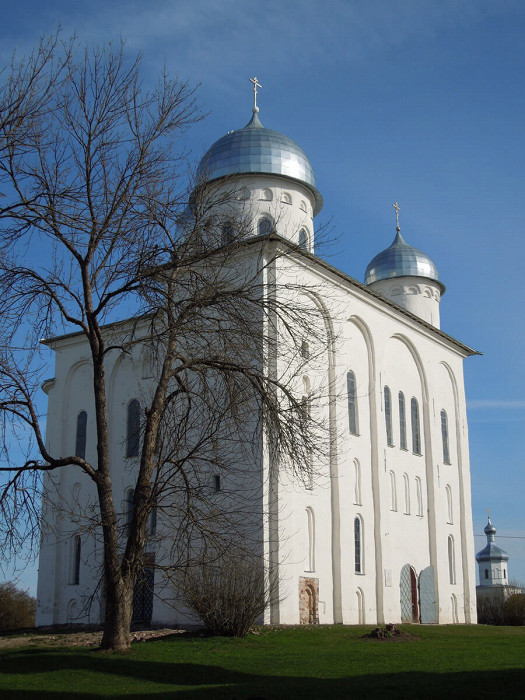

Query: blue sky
2;0;525;594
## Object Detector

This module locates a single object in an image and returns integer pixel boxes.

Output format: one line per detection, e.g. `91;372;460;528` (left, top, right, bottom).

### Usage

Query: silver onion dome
365;229;445;292
197;108;323;215
476;516;509;563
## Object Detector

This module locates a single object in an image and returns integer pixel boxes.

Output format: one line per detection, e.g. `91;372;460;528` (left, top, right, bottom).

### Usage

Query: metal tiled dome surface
476;542;509;562
365;230;443;290
197;109;323;215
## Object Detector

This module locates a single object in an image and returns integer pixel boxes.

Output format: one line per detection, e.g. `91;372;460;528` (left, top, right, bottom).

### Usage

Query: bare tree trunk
101;577;134;651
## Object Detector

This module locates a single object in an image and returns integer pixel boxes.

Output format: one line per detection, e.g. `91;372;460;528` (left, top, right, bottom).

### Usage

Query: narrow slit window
71;535;81;585
354;517;363;573
221;221;234;244
390;471;397;511
306;507;315;572
399;392;407;450
441;409;451;464
411;398;421;455
75;411;87;459
298;228;308;250
347;371;359;436
415;477;423;517
403;473;410;514
354;460;362;506
384;386;393;446
448;535;456;584
446;485;453;524
126;399;140;457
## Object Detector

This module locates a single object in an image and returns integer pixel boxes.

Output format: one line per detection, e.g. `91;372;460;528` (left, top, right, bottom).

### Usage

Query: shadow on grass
1;649;525;699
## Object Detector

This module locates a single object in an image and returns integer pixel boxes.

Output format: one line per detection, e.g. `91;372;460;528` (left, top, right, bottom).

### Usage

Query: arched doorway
299;576;319;624
400;564;418;623
306;585;317;624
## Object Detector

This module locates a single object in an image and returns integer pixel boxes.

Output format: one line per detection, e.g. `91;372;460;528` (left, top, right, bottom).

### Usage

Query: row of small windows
221;216;310;249
389;472;453;523
74;400;141;460
346;374;451;463
258;188;308;212
384;387;422;455
484;567;506;580
306;507;364;575
346;375;423;456
383;386;451;463
257;216;309;250
389;472;424;517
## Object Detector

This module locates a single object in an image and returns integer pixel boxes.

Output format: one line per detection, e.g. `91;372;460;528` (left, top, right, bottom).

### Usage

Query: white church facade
36;86;478;628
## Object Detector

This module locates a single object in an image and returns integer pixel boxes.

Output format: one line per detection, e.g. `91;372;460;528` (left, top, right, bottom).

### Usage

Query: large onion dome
365;229;445;293
196;107;323;215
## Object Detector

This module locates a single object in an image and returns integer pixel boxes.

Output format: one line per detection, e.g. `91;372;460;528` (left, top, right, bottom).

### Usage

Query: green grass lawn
1;625;525;699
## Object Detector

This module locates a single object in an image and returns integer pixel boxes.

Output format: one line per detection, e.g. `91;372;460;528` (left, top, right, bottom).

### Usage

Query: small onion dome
476;516;509;563
484;517;497;537
365;230;445;293
196;107;323;215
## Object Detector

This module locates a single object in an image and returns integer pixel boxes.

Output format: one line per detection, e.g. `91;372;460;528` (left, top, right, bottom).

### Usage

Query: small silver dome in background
365;229;444;292
197;109;323;215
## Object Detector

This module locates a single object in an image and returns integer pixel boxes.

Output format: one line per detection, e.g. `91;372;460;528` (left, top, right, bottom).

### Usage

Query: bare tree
0;38;328;650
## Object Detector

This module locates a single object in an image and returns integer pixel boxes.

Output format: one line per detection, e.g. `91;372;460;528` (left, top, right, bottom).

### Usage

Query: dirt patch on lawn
361;624;421;642
0;627;185;649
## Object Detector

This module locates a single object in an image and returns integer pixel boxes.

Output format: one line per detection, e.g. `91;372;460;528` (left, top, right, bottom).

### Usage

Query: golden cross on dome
249;76;262;109
393;202;401;230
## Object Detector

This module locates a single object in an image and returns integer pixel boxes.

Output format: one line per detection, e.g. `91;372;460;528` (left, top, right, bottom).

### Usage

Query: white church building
36;85;478;628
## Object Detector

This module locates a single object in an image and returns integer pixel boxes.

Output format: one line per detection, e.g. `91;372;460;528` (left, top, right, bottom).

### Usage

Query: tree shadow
1;649;525;699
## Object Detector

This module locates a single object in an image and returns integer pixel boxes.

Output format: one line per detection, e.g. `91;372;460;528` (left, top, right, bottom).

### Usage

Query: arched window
448;535;456;584
347;371;359;436
148;500;157;540
354;516;363;573
302;376;313;490
398;392;407;450
353;459;362;506
403;473;410;514
257;217;272;236
75;411;87;459
415;477;423;517
126;399;140;457
441;409;451;464
384;386;393;446
446;484;453;524
71;535;81;585
236;186;250;201
300;339;310;359
221;221;234;245
411;398;421;455
281;192;292;204
451;593;458;623
259;188;273;201
306;507;315;572
390;471;397;511
299;200;307;212
298;228;308;250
